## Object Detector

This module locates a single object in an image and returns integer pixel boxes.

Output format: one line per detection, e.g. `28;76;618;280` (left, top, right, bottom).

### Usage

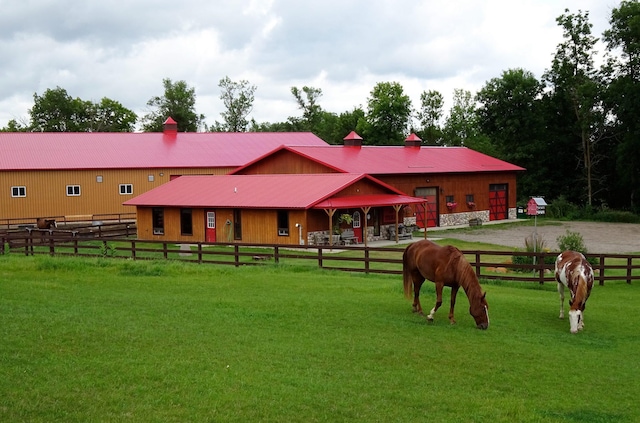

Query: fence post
474;252;481;277
131;241;136;260
318;247;323;268
364;247;370;274
627;257;633;285
538;251;546;284
49;236;55;256
234;245;240;267
274;246;280;263
197;243;203;263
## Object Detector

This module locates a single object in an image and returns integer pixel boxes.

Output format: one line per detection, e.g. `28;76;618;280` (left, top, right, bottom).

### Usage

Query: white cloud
0;0;617;130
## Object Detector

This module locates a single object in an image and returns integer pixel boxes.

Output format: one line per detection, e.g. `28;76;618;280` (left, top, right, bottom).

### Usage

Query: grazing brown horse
403;239;489;329
554;250;594;334
36;218;57;229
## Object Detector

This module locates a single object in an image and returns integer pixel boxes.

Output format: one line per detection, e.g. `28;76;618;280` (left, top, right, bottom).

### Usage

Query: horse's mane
451;250;482;299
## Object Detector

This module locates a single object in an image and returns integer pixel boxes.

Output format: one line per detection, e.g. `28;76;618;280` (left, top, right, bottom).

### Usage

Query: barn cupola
163;117;178;135
405;133;422;148
343;131;363;147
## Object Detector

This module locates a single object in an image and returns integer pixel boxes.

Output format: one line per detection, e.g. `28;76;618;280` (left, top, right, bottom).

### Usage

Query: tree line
2;2;639;212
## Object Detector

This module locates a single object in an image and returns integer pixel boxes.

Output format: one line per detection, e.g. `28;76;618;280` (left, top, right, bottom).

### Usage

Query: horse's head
469;292;489;330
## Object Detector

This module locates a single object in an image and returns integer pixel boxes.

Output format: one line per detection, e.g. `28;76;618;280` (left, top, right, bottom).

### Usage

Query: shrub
556;229;598;267
511;233;555;271
556;230;587;253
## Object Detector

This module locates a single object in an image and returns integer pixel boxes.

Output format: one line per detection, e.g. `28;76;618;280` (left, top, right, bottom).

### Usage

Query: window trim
119;184;133;195
11;186;26;198
66;185;81;196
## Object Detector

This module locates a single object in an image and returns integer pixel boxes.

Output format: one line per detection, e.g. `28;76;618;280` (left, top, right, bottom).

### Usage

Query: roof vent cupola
343;131;363;147
163;117;178;135
405;133;422;148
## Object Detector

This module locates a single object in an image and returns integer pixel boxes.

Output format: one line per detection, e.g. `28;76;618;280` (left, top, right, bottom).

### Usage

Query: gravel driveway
432;221;640;254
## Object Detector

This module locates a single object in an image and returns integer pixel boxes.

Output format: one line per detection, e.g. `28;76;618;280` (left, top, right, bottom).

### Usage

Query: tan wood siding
237;151;337;175
1;167;233;221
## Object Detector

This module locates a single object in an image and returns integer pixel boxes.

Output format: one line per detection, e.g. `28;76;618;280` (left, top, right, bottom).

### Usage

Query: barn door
414;187;438;228
489;184;508;221
205;210;216;242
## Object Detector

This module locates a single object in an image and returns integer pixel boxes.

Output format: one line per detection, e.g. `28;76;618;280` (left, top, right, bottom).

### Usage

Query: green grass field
1;254;638;422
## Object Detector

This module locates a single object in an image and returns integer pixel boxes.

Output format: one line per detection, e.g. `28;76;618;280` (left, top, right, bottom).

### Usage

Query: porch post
423;200;428;239
361;206;371;247
323;208;337;247
393;204;403;243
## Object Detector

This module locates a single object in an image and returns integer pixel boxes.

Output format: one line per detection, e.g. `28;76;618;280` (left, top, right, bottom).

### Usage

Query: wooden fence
1;233;639;285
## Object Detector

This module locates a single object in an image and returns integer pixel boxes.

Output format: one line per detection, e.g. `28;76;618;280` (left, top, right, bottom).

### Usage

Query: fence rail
1;234;638;285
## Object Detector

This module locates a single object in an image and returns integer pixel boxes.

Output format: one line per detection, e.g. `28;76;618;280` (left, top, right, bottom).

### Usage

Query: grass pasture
1;255;639;422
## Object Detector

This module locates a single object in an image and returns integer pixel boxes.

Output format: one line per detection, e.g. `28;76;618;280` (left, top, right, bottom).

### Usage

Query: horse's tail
402;246;413;299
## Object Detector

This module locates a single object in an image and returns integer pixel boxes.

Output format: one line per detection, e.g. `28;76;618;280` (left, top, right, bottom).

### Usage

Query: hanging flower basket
446;202;457;211
467;201;476;209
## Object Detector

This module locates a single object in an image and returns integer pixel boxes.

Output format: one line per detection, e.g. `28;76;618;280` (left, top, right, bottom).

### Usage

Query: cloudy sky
0;0;617;130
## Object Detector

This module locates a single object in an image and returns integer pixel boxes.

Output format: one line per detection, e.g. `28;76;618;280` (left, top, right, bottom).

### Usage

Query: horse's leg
557;282;565;319
426;283;443;322
412;279;424;315
578;303;586;331
448;285;459;325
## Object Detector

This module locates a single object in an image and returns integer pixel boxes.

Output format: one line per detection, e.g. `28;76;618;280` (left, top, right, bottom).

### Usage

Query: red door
205;211;216;242
489;185;508;221
414;187;438;228
352;211;362;243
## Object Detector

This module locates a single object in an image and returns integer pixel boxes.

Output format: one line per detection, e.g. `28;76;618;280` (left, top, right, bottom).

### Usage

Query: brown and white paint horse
554;250;594;334
403;240;489;329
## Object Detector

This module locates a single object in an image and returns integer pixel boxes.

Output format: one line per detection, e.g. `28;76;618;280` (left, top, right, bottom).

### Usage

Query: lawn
1;255;638;422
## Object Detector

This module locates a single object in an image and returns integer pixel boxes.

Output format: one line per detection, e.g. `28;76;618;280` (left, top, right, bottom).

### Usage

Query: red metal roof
0;132;327;170
123;173;421;209
254;145;526;175
313;193;425;209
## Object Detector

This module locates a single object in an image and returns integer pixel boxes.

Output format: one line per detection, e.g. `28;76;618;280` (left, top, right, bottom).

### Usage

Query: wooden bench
388;225;413;240
340;229;358;245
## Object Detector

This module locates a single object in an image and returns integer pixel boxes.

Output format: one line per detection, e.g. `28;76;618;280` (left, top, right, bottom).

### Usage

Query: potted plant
467;201;476;209
446;202;457;211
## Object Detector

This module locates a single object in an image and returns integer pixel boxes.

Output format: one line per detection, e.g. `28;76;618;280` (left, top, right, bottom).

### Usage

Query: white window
148;175;154;182
96;175;103;183
66;185;81;196
11;186;26;197
119;184;133;195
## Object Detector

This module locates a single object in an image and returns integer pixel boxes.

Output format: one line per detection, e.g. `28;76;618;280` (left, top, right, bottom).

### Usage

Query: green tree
88;98;137;132
543;9;603;206
1;119;28;132
26;87;136;132
290;86;323;131
442;89;478;147
602;0;640;210
363;81;412;145
29;87;89;132
214;76;256;132
415;90;444;145
476;69;547;199
141;78;204;132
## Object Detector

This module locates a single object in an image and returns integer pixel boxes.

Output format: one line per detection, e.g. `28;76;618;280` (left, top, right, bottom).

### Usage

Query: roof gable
239;145;525;175
123;173;409;209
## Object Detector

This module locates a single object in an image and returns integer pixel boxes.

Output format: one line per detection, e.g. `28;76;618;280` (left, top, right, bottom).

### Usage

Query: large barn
232;132;525;228
124;132;525;245
0;118;328;225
